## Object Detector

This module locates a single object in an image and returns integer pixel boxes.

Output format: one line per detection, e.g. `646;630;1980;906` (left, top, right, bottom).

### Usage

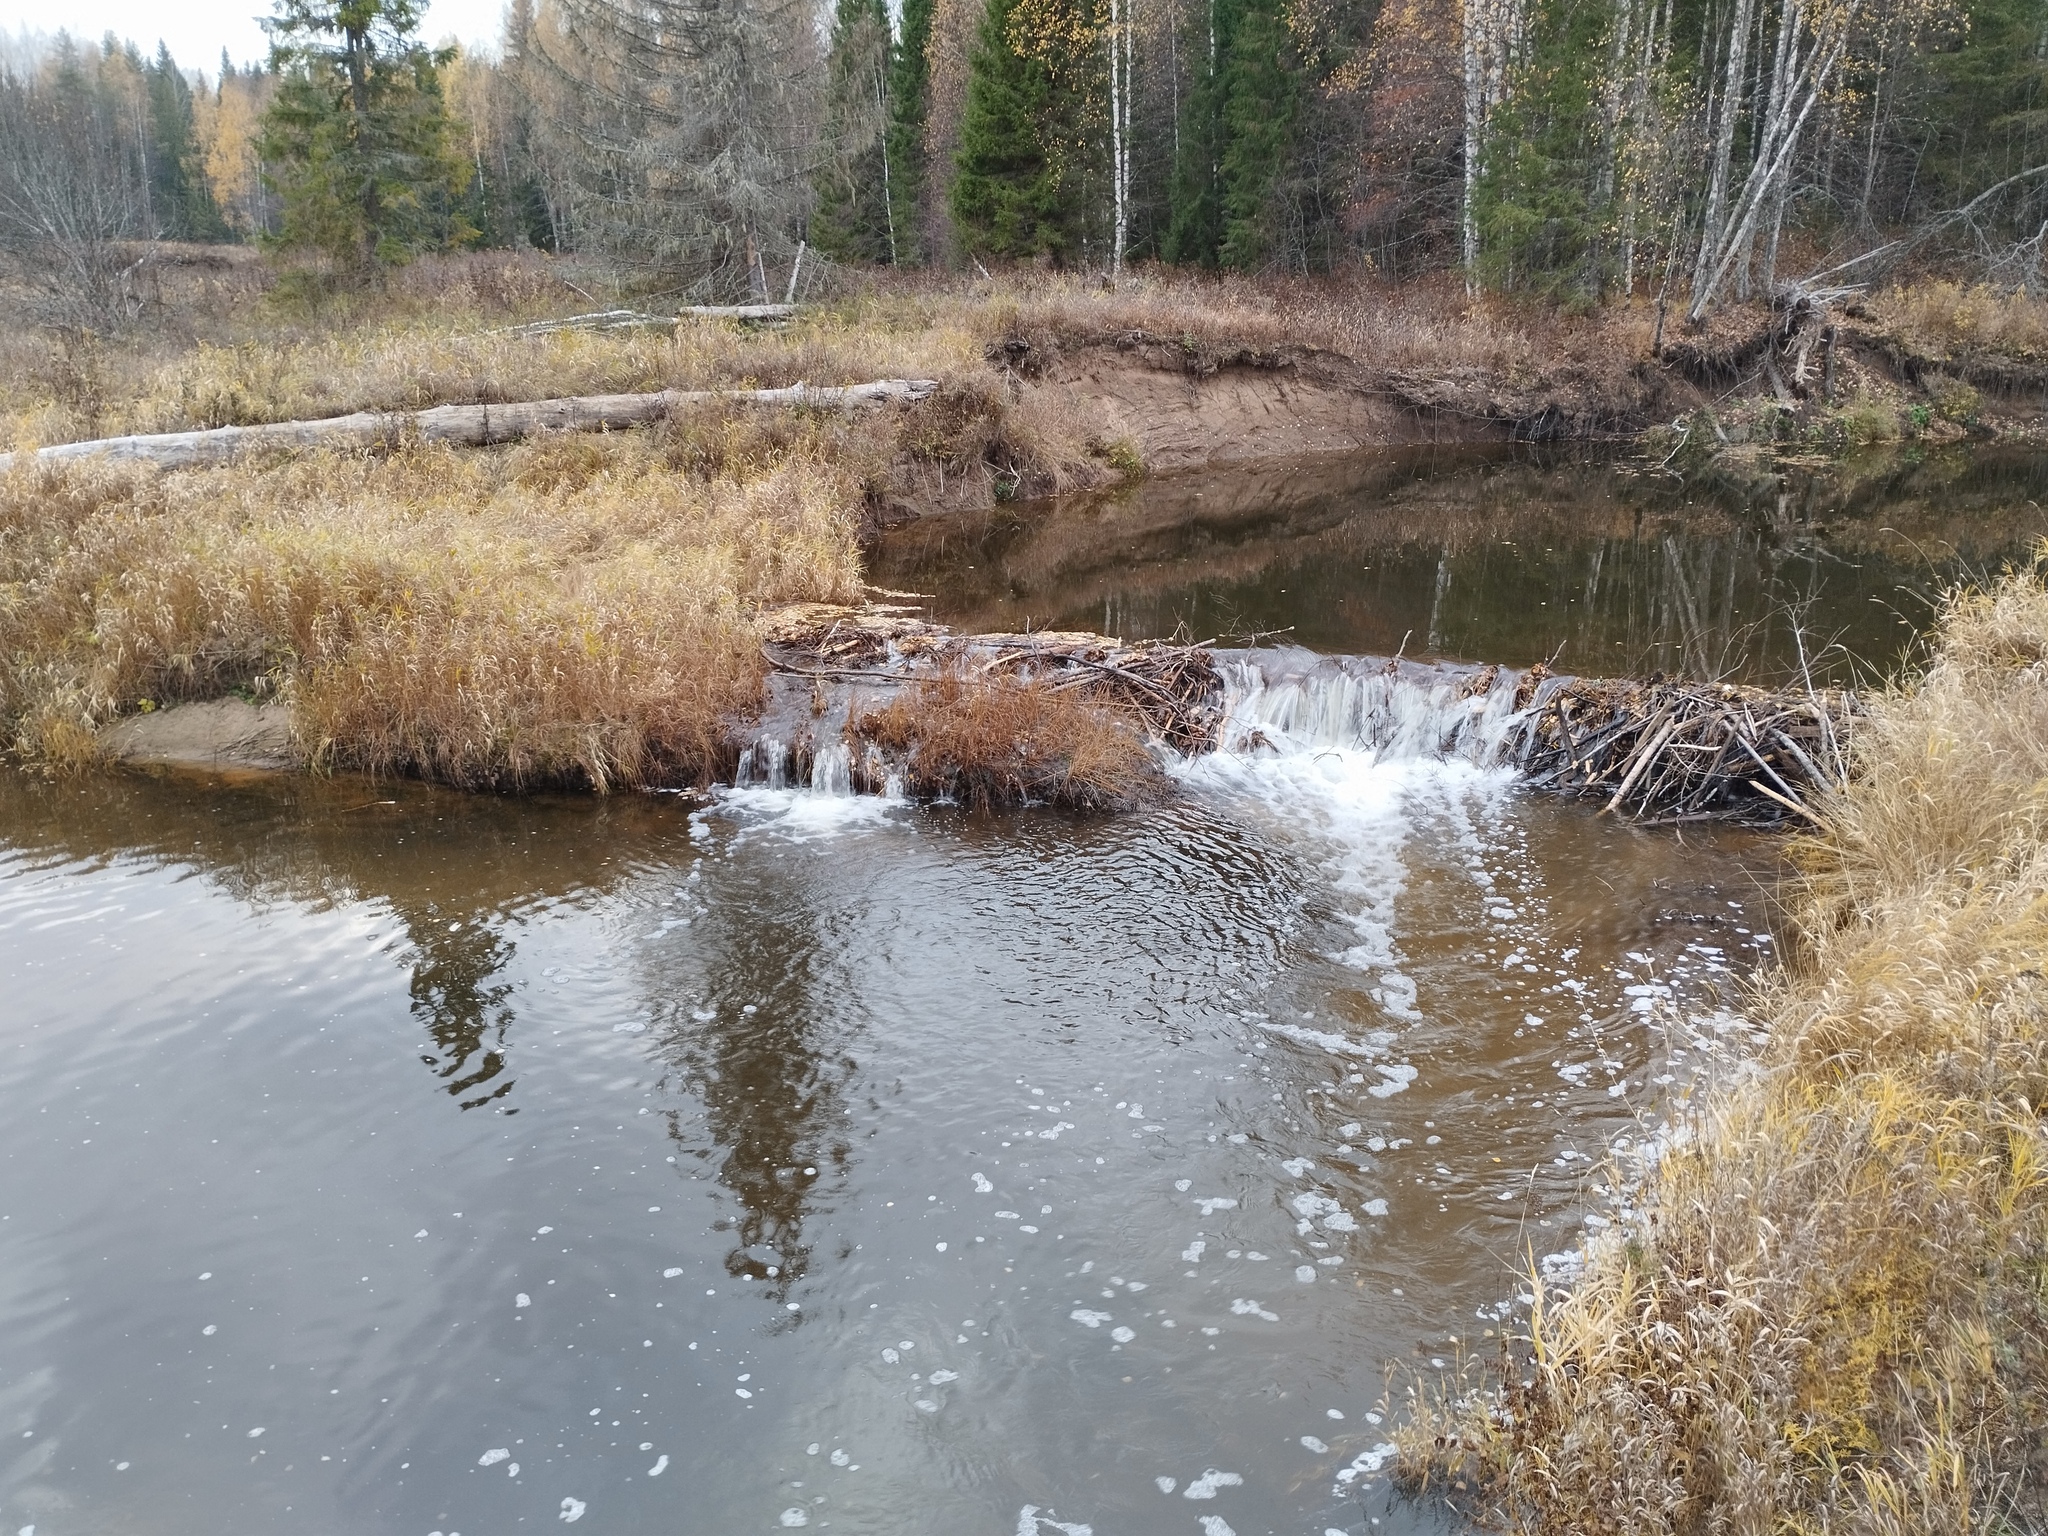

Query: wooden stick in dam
0;378;940;474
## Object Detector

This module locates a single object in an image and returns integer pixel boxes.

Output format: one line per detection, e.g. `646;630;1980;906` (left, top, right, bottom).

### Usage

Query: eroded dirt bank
954;302;2048;495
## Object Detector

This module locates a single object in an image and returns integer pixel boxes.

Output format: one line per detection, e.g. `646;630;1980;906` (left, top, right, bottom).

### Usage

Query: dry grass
1400;565;2048;1533
848;669;1167;810
1871;282;2048;363
0;428;868;788
0;256;1656;459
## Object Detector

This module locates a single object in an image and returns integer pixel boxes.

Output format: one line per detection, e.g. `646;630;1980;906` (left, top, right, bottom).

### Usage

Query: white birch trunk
1691;0;1757;301
1109;0;1129;273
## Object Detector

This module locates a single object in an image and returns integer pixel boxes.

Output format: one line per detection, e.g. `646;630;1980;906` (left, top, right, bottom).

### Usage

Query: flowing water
12;445;2026;1536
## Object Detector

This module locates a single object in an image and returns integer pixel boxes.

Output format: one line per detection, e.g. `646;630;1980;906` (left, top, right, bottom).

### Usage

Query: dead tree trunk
0;379;942;474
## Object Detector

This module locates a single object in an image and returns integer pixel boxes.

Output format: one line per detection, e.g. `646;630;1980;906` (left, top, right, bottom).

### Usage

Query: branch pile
1519;675;1855;825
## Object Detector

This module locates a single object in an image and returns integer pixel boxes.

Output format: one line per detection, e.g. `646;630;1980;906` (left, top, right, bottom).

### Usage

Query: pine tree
258;0;473;268
885;0;936;262
812;0;896;264
950;0;1109;263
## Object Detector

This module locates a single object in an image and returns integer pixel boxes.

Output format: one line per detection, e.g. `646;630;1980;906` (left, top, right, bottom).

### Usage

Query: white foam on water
1110;1326;1135;1343
1334;1443;1401;1489
709;783;900;842
1193;1197;1237;1216
928;1369;959;1384
559;1497;586;1523
972;1173;994;1193
1229;1299;1278;1322
1182;1469;1244;1500
646;1455;668;1476
478;1448;509;1466
1198;1519;1237;1536
1069;1309;1112;1328
1155;1477;1177;1494
1016;1507;1093;1536
1300;1435;1329;1453
1367;1064;1419;1098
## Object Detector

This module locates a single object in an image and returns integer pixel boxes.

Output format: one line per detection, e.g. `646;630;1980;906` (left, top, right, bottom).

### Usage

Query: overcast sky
0;0;507;72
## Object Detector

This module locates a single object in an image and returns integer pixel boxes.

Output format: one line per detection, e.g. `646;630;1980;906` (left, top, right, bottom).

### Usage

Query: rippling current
0;682;1777;1536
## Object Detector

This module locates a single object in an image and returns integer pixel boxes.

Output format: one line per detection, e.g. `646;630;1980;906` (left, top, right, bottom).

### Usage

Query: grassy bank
10;253;2048;794
1401;569;2048;1532
0;431;861;788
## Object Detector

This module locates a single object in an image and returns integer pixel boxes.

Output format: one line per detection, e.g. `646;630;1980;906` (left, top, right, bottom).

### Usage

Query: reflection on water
0;746;1779;1536
871;445;2048;684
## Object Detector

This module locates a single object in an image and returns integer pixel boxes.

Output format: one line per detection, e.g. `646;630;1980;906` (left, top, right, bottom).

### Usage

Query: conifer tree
885;0;936;261
812;0;896;264
1470;0;1606;294
1164;0;1230;265
950;0;1104;261
1214;0;1295;268
146;45;230;240
258;0;473;267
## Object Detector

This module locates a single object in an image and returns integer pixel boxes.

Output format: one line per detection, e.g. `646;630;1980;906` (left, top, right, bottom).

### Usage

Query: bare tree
0;61;154;331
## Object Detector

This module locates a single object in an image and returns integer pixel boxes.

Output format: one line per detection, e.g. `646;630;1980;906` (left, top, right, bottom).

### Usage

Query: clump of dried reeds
1399;562;2048;1534
0;431;866;788
847;670;1167;811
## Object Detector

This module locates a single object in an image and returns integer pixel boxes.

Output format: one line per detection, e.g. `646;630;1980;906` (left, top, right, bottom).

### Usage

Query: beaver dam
750;602;1853;825
8;447;2032;1536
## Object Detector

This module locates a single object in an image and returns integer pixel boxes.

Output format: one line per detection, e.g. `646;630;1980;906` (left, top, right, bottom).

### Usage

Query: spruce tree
1471;0;1606;295
146;46;231;241
885;0;935;262
950;0;1102;262
1214;0;1295;269
1165;0;1246;267
812;0;896;264
259;0;473;268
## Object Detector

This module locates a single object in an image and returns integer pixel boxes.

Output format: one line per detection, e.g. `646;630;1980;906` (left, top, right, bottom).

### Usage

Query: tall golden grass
1872;282;2048;363
0;429;866;788
1401;566;2048;1533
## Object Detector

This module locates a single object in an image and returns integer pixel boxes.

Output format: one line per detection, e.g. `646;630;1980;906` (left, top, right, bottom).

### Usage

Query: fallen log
679;304;797;322
0;378;941;474
495;308;675;335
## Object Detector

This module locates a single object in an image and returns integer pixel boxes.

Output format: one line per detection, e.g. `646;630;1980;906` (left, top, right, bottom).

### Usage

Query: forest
0;0;2044;325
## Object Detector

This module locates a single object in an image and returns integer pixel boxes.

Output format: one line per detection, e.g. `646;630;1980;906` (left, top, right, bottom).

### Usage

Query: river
0;446;2037;1536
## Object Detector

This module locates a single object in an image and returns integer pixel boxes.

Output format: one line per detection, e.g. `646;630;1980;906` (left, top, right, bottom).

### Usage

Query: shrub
848;671;1167;810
